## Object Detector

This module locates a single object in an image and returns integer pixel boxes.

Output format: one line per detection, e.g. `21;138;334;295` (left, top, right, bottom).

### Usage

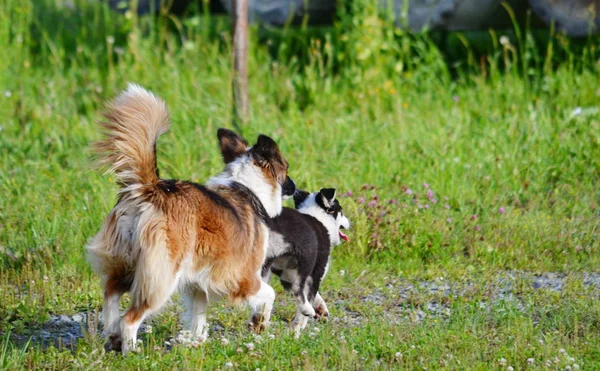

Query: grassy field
1;0;599;369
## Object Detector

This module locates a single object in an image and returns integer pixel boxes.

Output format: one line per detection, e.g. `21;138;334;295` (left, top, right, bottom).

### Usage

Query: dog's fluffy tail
94;84;170;188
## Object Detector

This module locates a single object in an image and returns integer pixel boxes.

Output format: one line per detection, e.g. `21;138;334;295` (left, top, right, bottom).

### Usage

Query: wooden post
231;0;249;133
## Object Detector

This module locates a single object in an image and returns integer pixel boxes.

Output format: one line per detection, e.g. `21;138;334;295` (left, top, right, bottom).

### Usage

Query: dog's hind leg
295;277;316;318
121;230;180;354
291;277;316;337
182;289;208;341
247;278;275;333
102;275;130;350
120;271;179;354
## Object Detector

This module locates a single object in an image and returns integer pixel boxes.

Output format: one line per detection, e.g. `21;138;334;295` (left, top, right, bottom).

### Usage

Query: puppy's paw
300;303;316;318
314;304;329;321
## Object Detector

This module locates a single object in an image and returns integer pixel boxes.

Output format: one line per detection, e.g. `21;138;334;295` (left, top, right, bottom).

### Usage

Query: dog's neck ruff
207;155;283;218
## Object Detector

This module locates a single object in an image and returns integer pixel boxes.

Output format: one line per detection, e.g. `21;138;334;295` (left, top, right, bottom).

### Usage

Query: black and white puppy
262;188;350;335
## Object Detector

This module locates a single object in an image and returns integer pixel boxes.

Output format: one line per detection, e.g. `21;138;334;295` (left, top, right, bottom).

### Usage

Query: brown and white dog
86;84;295;354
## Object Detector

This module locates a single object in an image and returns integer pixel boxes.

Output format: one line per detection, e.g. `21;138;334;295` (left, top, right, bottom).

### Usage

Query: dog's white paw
300;302;316;318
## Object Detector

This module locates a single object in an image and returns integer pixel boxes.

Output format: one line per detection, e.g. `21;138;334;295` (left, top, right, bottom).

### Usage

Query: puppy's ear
319;188;336;208
218;128;248;164
252;135;279;159
293;189;310;208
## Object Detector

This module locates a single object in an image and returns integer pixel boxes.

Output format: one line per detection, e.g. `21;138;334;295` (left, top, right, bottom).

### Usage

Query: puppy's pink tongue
339;231;349;242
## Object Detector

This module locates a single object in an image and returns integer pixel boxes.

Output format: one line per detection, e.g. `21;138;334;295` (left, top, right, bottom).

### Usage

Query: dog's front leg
312;292;329;321
248;279;275;333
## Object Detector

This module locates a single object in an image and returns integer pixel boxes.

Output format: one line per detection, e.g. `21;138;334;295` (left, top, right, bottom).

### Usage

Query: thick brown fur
86;84;287;354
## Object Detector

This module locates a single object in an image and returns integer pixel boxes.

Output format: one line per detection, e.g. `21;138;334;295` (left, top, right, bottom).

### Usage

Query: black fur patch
293;189;310;208
187;182;241;222
315;189;342;219
282;176;296;197
157;179;178;193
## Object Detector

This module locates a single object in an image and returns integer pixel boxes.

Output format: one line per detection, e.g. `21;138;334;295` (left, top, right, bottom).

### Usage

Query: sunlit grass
0;0;599;368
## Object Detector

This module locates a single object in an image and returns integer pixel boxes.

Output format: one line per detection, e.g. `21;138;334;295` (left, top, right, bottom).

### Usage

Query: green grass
1;0;599;369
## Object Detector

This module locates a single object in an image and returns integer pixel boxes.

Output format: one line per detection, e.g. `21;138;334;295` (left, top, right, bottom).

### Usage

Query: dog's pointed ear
293;189;310;208
218;128;248;164
252;134;279;158
319;188;336;208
